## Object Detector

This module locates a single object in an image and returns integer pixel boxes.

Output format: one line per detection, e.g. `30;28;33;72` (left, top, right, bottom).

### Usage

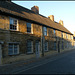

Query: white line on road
13;54;67;74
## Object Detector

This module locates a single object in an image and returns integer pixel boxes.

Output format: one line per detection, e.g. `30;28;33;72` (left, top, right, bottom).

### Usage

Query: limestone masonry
0;0;74;64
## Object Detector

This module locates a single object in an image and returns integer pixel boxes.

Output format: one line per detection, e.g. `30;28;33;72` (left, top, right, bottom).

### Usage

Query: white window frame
54;29;56;35
9;17;18;31
26;22;32;33
27;40;33;53
8;43;19;55
43;27;47;36
44;41;48;51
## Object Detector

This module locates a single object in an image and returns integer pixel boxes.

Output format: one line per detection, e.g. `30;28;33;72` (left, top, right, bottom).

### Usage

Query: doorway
35;41;40;58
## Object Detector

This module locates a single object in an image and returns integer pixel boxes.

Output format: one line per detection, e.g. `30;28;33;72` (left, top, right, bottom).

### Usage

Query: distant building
0;0;74;64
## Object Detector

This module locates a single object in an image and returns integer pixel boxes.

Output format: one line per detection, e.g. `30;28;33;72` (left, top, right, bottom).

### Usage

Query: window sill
9;29;19;32
44;50;48;52
26;52;34;55
24;32;33;35
8;53;19;56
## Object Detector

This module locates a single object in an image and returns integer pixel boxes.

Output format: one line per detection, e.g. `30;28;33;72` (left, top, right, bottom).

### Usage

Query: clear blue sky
12;1;75;34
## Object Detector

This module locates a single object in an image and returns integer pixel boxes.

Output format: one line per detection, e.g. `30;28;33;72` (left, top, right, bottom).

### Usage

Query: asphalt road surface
16;49;75;74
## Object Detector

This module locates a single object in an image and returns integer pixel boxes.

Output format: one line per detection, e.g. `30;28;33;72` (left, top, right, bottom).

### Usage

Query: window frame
27;40;33;53
26;22;32;33
8;43;19;55
43;27;47;36
9;17;18;31
44;41;48;51
54;29;56;35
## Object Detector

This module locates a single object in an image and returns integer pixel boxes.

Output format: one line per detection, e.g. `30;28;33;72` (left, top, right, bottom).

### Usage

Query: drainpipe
41;26;44;56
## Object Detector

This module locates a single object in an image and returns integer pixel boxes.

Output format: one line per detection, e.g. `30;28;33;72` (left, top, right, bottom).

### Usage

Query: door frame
35;41;40;58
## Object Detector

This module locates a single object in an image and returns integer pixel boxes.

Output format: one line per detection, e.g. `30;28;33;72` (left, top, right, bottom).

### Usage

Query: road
15;49;75;74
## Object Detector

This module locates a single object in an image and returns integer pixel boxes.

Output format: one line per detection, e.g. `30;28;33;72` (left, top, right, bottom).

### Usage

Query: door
0;44;2;64
35;41;40;58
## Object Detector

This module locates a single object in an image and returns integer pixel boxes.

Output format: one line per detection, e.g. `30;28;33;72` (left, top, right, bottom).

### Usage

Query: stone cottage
0;0;74;64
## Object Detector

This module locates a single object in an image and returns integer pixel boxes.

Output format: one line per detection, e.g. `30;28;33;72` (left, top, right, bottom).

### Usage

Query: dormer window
10;17;18;30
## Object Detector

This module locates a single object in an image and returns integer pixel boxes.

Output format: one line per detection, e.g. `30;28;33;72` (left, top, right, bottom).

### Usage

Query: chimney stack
59;20;64;26
31;6;39;14
48;15;54;21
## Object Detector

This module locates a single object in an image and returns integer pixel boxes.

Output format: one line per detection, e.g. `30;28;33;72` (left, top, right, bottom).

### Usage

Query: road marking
13;55;65;74
13;50;75;74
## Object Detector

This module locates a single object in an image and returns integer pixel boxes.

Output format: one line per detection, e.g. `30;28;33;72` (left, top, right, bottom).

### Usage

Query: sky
12;1;75;34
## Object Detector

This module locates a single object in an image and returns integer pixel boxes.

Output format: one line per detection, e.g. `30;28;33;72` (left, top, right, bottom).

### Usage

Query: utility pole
41;26;44;56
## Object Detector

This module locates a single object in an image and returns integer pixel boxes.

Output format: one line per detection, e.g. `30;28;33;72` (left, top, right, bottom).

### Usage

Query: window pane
54;30;55;34
27;47;31;52
14;19;17;25
27;23;31;33
14;26;17;30
44;27;47;32
14;44;18;54
45;41;48;51
14;48;18;54
27;41;31;46
44;27;47;36
27;40;32;53
8;44;19;55
27;23;31;28
10;19;13;24
10;18;17;30
27;28;31;33
54;42;56;50
44;32;47;36
8;44;13;55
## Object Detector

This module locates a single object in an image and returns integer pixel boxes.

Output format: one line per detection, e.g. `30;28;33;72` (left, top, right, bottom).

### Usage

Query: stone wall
0;14;74;64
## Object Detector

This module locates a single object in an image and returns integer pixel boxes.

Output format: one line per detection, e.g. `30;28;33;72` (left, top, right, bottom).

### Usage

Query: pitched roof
0;1;73;35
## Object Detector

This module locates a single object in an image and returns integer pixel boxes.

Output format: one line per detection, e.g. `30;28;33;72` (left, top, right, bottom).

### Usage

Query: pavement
0;49;74;74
